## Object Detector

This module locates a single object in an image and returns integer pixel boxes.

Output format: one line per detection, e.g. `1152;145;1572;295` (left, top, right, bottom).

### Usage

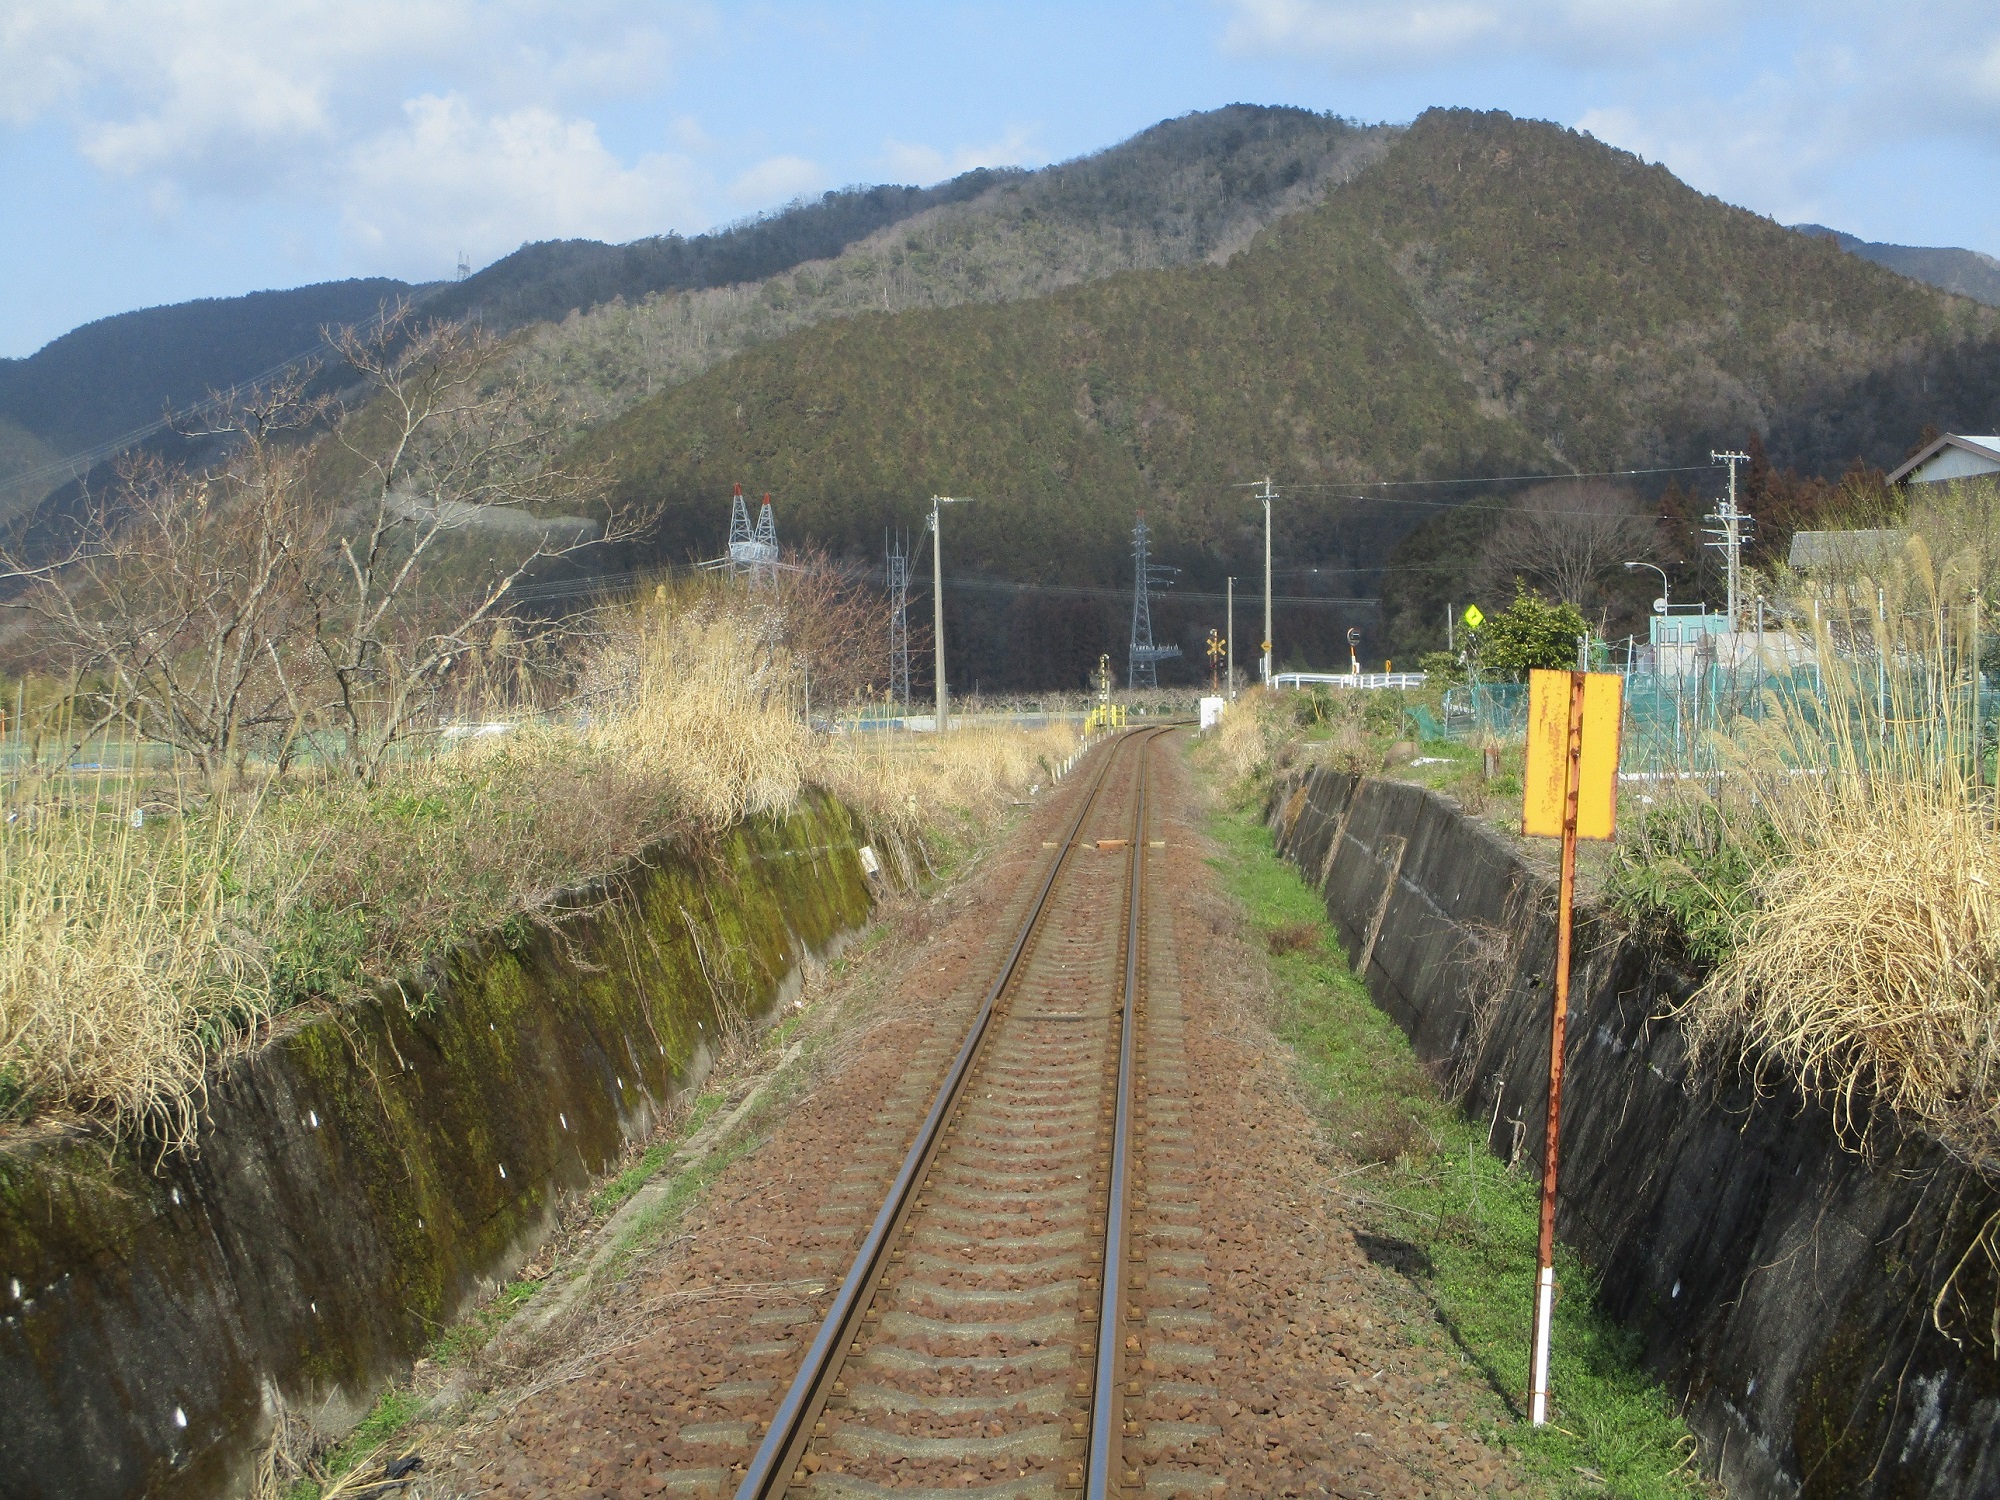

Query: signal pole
1707;451;1751;626
1226;576;1236;698
930;496;972;731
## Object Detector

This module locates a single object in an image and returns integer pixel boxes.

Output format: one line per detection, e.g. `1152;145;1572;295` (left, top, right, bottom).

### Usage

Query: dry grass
1669;526;2000;1168
1204;688;1292;786
0;763;269;1144
1685;783;2000;1164
0;579;1076;1145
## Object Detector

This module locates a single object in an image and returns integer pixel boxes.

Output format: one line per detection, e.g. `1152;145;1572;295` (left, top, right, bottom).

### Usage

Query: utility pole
1707;451;1751;626
929;496;972;731
1226;577;1236;698
1260;476;1276;685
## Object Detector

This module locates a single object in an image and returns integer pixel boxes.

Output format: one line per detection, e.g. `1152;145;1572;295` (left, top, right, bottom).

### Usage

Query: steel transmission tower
1127;513;1182;689
725;484;780;585
886;530;912;712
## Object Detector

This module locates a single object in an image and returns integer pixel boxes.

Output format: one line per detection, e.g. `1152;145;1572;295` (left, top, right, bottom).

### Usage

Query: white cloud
1;0;480;184
1220;0;1733;72
879;124;1039;184
728;154;825;207
1572;8;2000;234
340;94;702;269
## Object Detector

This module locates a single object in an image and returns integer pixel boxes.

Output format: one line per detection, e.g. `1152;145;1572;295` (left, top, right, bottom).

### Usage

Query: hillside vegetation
1797;224;2000;308
585;109;2000;682
0;278;417;456
424;173;1021;335
515;106;1387;432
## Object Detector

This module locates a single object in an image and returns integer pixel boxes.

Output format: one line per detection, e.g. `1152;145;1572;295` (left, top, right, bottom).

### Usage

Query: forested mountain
0;276;426;529
512;106;1387;429
1795;224;2000;307
586;109;2000;687
0;105;1377;528
12;103;2000;690
421;175;1022;335
0;278;418;459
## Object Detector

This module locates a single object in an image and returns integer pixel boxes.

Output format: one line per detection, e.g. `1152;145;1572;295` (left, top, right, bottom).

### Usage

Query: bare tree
1477;480;1657;609
3;380;328;781
310;306;655;778
771;547;885;711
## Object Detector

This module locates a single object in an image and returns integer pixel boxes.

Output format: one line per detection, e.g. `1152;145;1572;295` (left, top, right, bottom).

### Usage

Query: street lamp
1624;561;1670;616
930;495;974;731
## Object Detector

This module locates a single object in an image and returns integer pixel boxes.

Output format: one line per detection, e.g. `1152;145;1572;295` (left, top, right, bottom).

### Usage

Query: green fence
1444;668;1995;775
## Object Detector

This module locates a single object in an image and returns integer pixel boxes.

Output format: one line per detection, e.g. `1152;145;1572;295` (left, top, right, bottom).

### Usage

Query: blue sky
4;1;1998;359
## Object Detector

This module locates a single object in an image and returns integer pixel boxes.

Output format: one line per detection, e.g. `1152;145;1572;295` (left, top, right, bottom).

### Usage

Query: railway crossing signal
1205;630;1225;692
1520;669;1623;1427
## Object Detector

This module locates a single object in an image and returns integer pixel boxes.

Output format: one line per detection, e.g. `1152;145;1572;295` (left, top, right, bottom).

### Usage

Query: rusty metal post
1530;671;1586;1427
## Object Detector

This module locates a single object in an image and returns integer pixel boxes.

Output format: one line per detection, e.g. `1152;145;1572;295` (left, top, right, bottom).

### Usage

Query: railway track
728;726;1187;1499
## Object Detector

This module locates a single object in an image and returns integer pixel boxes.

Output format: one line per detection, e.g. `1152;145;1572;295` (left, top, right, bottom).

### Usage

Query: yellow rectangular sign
1522;670;1623;840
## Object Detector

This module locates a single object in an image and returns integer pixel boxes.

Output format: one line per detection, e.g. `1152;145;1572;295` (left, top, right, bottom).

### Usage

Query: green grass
591;1087;728;1215
1207;801;1707;1499
284;1387;424;1499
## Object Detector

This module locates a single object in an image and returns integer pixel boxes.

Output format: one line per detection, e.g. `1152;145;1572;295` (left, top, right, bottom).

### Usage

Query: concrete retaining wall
1;792;879;1500
1270;769;2000;1498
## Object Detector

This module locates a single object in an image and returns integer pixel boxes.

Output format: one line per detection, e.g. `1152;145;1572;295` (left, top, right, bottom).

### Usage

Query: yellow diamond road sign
1462;603;1485;630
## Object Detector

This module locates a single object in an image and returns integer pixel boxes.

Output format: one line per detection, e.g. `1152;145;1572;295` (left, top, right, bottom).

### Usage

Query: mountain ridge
580;108;2000;686
1793;223;2000;307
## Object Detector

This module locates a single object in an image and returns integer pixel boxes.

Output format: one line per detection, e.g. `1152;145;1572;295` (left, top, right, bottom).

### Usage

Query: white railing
1272;671;1428;691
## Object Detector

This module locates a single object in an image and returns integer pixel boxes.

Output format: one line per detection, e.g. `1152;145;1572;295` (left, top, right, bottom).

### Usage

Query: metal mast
725;485;780;585
726;483;754;566
1127;512;1181;689
886;530;912;713
1706;451;1751;625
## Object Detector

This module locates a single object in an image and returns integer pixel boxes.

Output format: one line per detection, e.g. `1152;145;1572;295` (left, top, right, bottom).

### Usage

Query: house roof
1886;433;2000;485
1787;529;1908;570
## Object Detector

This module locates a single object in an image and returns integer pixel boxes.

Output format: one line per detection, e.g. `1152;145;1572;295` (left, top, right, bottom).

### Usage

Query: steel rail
732;730;1143;1499
1087;727;1159;1496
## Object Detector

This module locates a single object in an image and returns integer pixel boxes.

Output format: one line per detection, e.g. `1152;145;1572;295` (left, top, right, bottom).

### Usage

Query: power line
1279;463;1712;490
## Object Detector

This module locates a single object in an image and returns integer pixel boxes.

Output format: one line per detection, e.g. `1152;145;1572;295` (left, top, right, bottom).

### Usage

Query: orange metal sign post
1519;668;1622;1427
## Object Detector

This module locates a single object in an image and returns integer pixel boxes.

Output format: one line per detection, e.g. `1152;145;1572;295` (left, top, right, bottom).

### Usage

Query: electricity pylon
886;529;912;713
1128;512;1182;689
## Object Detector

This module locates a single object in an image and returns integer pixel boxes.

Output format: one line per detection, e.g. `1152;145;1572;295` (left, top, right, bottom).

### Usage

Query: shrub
1474;582;1587;676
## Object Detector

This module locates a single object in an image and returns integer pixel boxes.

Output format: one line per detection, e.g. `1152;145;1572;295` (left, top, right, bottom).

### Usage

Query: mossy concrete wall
1271;769;2000;1499
0;791;878;1500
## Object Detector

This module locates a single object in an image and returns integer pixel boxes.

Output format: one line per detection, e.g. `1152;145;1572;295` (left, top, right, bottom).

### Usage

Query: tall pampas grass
1676;529;2000;1169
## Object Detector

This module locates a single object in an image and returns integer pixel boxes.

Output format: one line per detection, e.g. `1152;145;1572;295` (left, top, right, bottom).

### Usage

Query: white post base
1530;1264;1555;1426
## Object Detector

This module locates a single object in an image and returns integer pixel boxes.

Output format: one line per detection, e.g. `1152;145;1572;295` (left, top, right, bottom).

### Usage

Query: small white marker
307;1110;319;1129
498;1163;507;1179
173;1407;187;1428
559;1113;568;1130
9;1279;19;1300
